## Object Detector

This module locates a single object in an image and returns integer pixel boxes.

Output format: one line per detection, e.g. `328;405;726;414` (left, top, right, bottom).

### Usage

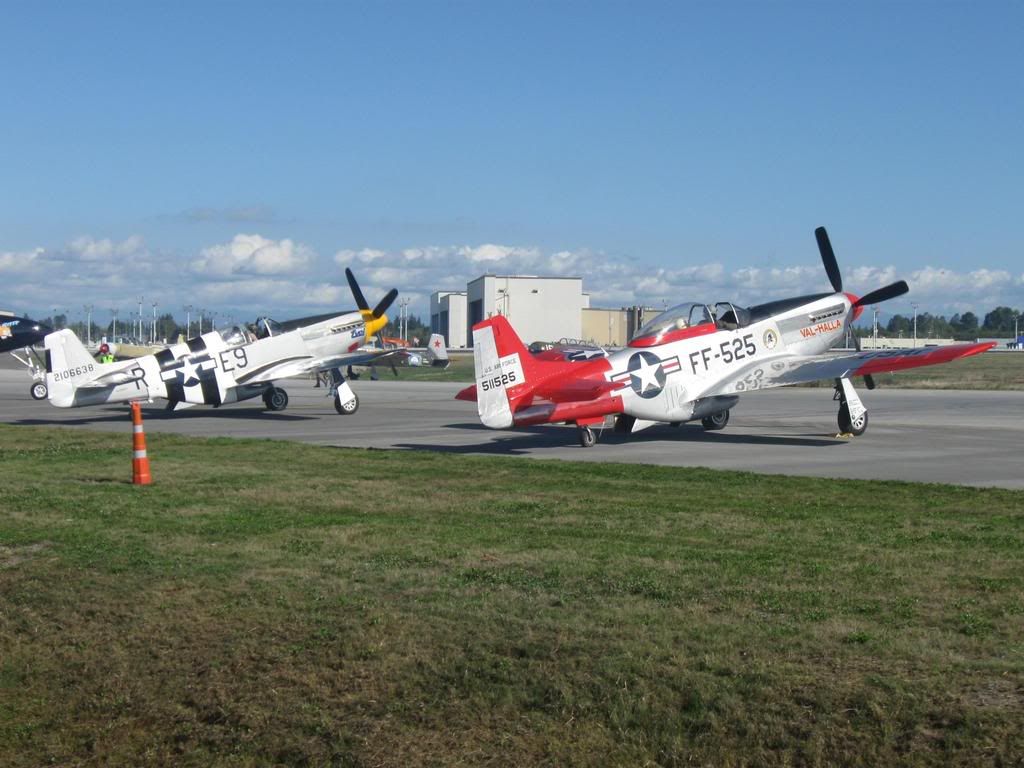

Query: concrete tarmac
1;368;1021;489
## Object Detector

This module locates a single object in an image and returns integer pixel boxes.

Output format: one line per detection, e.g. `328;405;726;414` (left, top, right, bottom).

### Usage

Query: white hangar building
432;275;591;348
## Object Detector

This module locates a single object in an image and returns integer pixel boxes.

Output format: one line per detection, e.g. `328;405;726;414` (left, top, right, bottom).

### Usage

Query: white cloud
3;232;1022;325
67;235;146;261
192;234;313;276
0;247;44;273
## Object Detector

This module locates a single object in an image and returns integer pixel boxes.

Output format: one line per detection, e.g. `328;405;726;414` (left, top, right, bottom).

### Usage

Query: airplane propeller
853;280;910;308
345;268;398;319
815;226;843;293
815;226;910;308
815;226;911;391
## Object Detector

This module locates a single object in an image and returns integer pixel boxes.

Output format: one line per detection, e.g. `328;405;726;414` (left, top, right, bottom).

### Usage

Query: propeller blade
815;226;843;293
372;288;398;319
855;280;909;307
345;268;370;312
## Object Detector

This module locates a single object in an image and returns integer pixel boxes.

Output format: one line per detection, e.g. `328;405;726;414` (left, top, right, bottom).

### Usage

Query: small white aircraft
43;269;400;415
458;227;995;446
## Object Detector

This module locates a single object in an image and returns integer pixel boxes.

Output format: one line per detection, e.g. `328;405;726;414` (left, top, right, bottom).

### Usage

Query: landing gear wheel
701;410;730;431
30;382;48;400
334;392;359;415
264;387;289;412
578;425;596;448
838;404;868;436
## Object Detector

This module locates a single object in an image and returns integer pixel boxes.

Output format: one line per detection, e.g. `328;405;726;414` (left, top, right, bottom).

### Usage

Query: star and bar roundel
610;351;682;399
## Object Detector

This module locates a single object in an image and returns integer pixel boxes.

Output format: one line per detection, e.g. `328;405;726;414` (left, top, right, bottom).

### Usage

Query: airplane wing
234;348;402;385
707;342;995;395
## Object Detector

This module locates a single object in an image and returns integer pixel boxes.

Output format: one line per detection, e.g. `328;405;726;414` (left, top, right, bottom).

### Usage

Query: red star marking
433;339;442;348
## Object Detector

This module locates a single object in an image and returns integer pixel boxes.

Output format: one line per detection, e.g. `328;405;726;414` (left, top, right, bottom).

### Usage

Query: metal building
429;291;468;349
465;275;589;347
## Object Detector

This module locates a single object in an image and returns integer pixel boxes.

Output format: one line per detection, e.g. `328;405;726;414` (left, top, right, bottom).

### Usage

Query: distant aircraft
42;269;400;415
457;226;995;446
409;334;450;368
1;313;53;400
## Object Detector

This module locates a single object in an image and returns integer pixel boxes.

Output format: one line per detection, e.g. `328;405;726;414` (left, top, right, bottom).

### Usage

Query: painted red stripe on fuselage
628;322;718;348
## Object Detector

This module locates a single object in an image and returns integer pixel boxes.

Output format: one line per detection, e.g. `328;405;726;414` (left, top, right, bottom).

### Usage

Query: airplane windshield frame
252;317;283;339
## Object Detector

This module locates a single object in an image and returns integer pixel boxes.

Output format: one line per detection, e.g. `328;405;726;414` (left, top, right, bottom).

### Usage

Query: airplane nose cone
844;293;864;322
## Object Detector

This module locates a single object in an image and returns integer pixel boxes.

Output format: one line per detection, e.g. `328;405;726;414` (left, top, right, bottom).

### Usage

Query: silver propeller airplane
458;227;995;446
43;269;399;415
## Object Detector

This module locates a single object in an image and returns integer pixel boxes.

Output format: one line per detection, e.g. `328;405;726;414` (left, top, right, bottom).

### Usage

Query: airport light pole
151;302;158;344
184;305;192;338
401;298;411;341
911;302;918;348
872;307;879;348
110;309;118;340
137;297;143;342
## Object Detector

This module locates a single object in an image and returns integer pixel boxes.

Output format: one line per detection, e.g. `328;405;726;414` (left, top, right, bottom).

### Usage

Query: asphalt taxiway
1;368;1021;489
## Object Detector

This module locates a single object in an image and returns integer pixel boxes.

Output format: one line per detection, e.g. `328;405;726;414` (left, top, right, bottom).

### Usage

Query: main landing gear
701;409;730;431
263;386;289;412
329;368;359;415
834;377;868;436
578;425;597;448
9;346;48;400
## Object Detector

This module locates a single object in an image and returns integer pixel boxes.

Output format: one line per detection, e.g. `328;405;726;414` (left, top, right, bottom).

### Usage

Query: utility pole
911;302;918;348
398;298;411;341
84;304;93;346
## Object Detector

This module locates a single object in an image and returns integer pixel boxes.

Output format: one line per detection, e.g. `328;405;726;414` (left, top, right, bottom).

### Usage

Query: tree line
856;306;1021;340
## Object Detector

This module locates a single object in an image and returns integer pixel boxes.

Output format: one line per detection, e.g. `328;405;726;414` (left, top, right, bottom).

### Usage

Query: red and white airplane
457;227;995;446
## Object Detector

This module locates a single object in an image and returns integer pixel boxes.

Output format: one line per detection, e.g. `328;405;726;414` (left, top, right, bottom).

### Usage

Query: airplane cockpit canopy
630;301;754;345
631;303;716;345
219;325;256;347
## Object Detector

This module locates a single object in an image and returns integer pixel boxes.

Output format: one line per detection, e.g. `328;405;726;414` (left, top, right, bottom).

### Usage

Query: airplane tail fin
426;334;450;368
44;329;100;405
471;315;549;428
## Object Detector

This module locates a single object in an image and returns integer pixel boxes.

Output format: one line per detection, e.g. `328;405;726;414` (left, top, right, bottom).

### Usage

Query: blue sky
1;1;1021;327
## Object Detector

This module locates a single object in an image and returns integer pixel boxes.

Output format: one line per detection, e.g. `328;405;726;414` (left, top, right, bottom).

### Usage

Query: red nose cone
845;293;864;321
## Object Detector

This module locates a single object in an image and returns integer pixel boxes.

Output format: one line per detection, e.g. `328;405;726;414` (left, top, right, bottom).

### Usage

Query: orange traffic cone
130;402;152;485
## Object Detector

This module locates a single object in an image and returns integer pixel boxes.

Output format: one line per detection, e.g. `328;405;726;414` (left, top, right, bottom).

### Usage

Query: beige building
582;308;629;346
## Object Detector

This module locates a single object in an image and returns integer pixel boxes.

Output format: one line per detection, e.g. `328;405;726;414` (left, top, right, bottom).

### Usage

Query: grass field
397;350;1024;390
1;425;1022;766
